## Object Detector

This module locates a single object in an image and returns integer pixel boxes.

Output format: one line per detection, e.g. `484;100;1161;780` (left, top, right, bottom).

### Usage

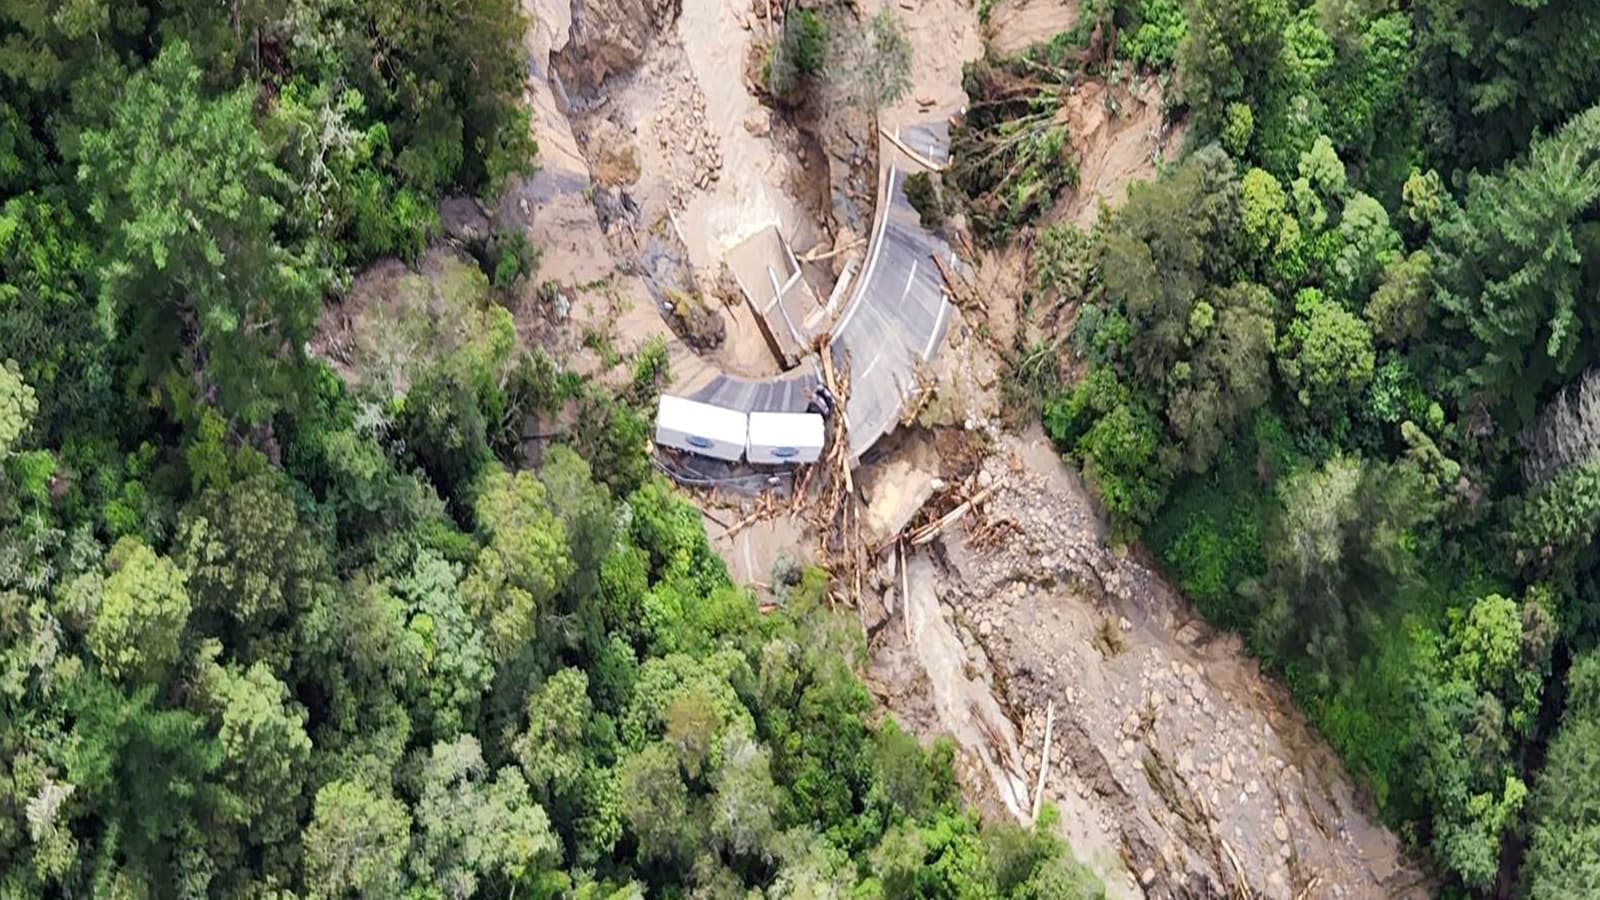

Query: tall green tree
1408;592;1553;888
0;360;36;461
301;779;412;899
1414;0;1600;170
198;655;312;837
284;0;535;196
1178;0;1291;137
461;467;573;661
85;537;190;684
1248;456;1432;678
76;41;323;423
1432;103;1600;425
0;197;113;438
412;736;562;897
1523;653;1600;898
175;474;331;669
1101;146;1242;388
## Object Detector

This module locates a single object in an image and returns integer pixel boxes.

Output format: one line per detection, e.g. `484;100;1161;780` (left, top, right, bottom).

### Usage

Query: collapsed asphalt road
675;125;958;461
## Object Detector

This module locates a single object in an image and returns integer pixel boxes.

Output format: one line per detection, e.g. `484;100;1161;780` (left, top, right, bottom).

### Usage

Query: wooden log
908;484;998;546
722;506;769;538
818;343;853;497
798;237;866;264
932;252;980;309
901;541;912;646
1031;700;1055;823
1294;877;1323;900
880;126;948;173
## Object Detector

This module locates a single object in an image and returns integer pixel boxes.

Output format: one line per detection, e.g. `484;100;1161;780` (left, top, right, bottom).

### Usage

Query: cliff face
554;0;682;92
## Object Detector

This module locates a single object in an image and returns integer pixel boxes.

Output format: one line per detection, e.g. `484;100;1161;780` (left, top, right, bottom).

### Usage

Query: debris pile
651;71;725;206
948;55;1080;242
810;337;866;607
871;435;1426;900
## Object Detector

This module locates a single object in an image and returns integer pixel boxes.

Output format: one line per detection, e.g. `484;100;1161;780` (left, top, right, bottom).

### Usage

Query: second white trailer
746;411;825;464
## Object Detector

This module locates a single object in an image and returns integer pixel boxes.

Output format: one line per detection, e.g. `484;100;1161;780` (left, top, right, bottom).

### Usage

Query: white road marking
833;167;899;335
924;296;951;360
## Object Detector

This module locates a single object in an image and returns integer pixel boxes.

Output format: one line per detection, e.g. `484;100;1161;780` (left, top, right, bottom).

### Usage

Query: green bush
787;10;828;75
1033;224;1100;307
767;8;828;99
1041;367;1129;450
1077;401;1170;528
904;172;945;229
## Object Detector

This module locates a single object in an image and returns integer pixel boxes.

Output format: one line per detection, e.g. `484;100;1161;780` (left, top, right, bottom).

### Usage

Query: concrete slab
725;225;822;368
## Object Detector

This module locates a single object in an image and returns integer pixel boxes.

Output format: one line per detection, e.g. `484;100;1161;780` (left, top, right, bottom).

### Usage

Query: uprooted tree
948;56;1079;244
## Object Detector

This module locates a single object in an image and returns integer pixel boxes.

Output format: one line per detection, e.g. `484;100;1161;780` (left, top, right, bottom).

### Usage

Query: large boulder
555;0;682;92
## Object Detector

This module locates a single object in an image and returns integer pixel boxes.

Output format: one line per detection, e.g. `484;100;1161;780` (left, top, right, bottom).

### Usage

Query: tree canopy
994;0;1600;889
0;2;1102;896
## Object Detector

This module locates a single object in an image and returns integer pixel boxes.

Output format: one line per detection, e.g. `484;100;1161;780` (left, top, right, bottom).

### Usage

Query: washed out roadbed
862;433;1427;900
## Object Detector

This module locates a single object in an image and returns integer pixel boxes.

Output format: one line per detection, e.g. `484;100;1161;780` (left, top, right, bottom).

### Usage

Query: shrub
1076;400;1169;528
904;172;945;229
785;10;828;75
767;9;828;100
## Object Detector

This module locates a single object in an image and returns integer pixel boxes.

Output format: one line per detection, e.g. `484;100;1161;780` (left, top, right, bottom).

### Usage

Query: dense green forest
1003;0;1600;893
0;2;1104;897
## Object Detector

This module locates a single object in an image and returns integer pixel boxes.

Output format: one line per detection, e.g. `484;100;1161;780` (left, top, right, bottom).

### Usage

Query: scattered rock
1272;817;1289;843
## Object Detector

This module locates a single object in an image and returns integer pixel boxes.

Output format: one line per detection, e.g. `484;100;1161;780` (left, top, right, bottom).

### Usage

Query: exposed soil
983;0;1081;56
918;307;1005;431
712;511;812;589
550;0;879;379
562;0;832;270
863;0;983;134
967;242;1031;349
1051;78;1185;227
502;0;721;385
